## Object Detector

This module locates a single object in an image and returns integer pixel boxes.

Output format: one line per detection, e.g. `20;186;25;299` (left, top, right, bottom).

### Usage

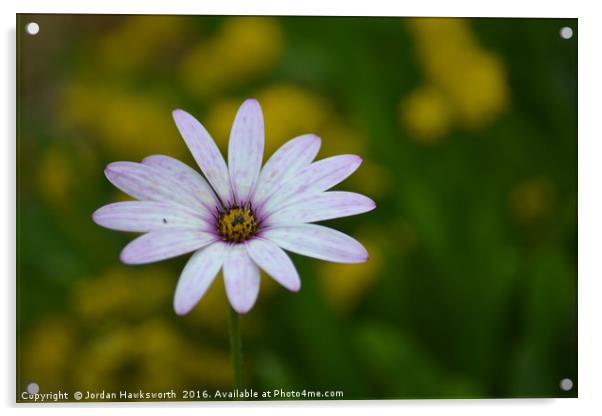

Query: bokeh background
17;15;577;400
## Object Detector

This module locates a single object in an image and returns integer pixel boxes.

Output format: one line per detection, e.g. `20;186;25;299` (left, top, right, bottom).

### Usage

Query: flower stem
228;305;243;391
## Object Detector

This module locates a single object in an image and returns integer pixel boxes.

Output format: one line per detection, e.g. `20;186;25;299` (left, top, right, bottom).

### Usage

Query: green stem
228;305;243;391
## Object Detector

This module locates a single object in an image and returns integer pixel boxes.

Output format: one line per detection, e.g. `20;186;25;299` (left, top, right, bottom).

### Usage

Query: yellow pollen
218;206;258;243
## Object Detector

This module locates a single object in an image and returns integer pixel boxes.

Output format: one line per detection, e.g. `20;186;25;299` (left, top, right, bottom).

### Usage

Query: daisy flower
93;99;375;315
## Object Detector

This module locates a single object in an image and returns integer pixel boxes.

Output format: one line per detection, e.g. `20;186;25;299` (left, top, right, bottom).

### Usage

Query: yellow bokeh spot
180;17;284;97
402;18;510;142
72;266;172;322
21;318;75;390
441;51;510;129
205;84;333;156
400;86;451;144
37;146;73;207
97;15;188;72
60;83;186;160
72;319;232;391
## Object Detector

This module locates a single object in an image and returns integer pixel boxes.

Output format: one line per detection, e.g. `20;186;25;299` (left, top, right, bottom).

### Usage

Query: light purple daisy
93;99;375;315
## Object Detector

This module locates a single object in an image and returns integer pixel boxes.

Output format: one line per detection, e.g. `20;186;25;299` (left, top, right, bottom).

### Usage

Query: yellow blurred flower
21;318;75;391
72;266;172;323
400;86;452;144
204;84;388;198
60;83;186;160
510;177;555;223
205;84;332;156
37;146;73;207
441;51;510;129
401;18;510;142
97;15;188;72
180;17;284;97
72;319;232;391
318;231;383;314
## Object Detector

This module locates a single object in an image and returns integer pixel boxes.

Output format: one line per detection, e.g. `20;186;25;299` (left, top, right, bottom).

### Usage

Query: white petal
93;201;213;232
259;155;362;216
263;224;368;264
172;109;233;205
223;244;260;314
252;134;321;206
120;229;217;265
142;154;222;212
105;161;205;210
265;191;376;226
246;238;300;291
173;242;227;315
228;99;264;204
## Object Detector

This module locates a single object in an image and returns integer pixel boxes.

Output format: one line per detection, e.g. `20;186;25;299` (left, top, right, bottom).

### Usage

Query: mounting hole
25;22;40;35
559;26;573;40
26;382;39;394
559;378;573;391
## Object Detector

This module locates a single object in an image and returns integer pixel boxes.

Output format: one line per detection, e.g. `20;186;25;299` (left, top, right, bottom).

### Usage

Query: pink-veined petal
142;154;221;212
228;99;264;204
265;191;375;226
246;238;300;291
259;155;362;216
173;242;227;315
172;109;233;205
105;161;204;210
263;224;368;264
93;201;212;232
252;134;321;206
120;229;217;265
223;245;260;314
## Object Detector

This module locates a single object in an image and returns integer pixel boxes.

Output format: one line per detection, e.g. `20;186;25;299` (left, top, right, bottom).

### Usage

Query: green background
17;15;577;400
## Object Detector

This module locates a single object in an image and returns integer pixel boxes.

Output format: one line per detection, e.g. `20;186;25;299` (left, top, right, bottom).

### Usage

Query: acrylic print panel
16;14;577;402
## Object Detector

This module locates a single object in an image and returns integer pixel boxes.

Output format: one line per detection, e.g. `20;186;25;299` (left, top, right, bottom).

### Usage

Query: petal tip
231;304;252;314
172;108;194;124
360;250;369;262
104;162;127;178
173;302;192;316
306;134;321;145
238;98;263;117
119;248;138;265
91;208;102;224
104;163;115;175
243;97;260;106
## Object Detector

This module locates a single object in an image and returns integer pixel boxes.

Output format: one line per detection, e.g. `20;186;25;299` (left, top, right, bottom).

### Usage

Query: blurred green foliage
17;15;576;400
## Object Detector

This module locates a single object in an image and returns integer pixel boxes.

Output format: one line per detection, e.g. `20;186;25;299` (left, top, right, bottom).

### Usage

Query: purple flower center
218;206;258;243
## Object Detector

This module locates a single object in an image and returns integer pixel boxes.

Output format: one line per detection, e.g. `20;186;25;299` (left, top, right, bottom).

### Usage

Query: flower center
217;206;258;243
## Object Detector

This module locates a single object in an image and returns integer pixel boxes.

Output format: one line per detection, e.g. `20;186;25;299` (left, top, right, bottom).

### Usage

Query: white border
3;1;600;415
